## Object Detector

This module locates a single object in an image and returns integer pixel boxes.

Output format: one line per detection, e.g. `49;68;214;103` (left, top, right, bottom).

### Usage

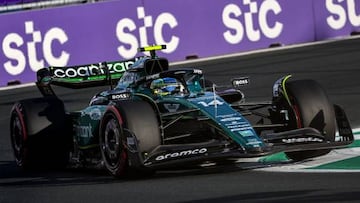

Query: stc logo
326;0;360;29
116;7;179;59
2;21;69;75
222;0;283;44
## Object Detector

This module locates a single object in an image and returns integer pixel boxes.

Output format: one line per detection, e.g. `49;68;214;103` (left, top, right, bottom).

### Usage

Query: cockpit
150;77;185;96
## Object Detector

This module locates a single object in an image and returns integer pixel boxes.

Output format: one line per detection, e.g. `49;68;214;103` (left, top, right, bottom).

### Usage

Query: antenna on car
100;61;113;90
213;84;217;116
138;45;167;59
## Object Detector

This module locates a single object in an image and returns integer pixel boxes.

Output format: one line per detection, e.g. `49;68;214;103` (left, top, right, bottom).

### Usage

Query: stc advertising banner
0;0;359;86
144;0;314;61
314;0;360;40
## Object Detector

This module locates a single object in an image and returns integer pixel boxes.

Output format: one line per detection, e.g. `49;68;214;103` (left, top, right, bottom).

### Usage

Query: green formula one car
10;45;354;177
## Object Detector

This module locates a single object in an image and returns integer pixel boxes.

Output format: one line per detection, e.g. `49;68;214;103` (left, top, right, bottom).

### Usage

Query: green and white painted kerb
256;128;360;172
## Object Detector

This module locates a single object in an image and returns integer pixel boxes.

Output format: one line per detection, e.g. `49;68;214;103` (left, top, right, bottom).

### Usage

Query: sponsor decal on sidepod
155;148;208;161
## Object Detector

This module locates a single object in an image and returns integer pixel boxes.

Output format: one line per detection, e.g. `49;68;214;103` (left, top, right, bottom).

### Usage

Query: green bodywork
71;68;266;150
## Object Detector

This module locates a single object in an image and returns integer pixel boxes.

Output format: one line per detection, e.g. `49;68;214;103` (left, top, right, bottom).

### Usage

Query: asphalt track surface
1;37;360;202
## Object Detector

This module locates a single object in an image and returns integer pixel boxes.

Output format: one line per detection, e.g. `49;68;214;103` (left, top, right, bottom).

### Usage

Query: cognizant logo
2;21;70;75
51;59;138;78
116;7;180;59
222;0;283;44
326;0;360;30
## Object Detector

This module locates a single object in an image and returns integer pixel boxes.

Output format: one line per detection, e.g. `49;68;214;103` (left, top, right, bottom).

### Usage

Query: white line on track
352;128;360;135
255;147;360;173
0;82;35;91
256;168;360;173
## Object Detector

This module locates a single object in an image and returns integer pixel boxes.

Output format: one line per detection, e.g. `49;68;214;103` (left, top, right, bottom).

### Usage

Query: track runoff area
2;36;360;172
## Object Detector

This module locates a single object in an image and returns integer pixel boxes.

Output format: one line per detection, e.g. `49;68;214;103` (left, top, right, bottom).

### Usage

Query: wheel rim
10;115;25;165
102;117;123;168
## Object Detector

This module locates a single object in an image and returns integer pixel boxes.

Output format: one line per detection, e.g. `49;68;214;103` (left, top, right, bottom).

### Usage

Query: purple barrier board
0;0;143;86
145;0;314;60
314;0;360;40
0;0;359;87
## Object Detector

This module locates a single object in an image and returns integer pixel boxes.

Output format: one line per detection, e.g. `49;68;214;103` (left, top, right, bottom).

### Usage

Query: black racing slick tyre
10;97;71;169
282;80;336;161
99;100;161;177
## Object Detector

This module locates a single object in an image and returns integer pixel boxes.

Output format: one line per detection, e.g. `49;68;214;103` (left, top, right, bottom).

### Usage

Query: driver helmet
150;77;184;96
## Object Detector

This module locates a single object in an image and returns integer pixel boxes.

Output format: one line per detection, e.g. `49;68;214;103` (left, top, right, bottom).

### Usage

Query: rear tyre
10;97;71;169
282;80;336;161
100;100;161;177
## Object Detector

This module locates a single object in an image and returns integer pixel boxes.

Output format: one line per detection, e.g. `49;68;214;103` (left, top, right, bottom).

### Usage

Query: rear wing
36;58;141;96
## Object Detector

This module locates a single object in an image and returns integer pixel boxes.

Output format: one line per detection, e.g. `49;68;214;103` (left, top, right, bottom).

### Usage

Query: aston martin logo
163;103;180;113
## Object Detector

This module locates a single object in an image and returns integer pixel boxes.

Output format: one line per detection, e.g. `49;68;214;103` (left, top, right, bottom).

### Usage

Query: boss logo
110;93;130;100
232;77;249;87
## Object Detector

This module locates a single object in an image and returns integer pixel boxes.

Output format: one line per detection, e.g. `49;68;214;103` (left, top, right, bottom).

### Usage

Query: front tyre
99;101;161;177
99;108;128;177
281;80;336;161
